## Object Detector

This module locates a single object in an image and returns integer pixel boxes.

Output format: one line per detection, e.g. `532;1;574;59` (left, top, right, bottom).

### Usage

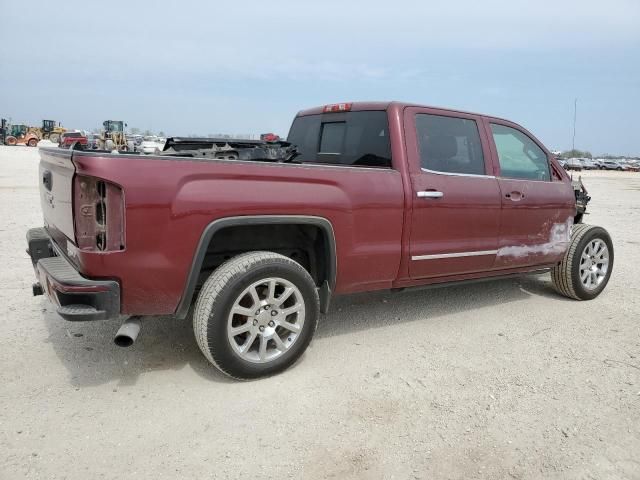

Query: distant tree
129;127;140;135
600;153;639;160
560;149;592;159
143;130;153;137
158;131;165;137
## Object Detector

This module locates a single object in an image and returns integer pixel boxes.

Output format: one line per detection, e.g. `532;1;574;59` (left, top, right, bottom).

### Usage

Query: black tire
27;138;38;147
193;251;319;379
551;224;614;300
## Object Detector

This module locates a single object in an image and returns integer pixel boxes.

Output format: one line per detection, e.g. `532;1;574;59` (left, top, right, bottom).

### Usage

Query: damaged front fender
572;176;591;224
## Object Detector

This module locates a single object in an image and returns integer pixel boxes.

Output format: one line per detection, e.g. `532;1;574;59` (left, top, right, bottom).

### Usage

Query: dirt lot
0;144;638;479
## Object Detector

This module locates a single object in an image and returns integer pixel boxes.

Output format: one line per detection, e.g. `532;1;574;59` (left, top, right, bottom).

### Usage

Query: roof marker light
323;103;352;113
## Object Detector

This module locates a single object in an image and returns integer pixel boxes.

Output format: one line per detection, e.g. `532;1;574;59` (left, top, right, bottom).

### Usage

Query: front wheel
27;138;38;147
193;252;319;379
552;224;613;300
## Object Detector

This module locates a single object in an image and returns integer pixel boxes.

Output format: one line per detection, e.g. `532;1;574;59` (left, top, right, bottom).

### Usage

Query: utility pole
572;98;577;152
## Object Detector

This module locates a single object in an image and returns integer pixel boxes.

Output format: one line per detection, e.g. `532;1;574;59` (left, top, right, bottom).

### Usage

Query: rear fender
174;215;337;318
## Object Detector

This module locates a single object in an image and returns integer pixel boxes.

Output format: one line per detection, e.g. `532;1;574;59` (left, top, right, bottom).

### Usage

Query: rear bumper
27;227;120;321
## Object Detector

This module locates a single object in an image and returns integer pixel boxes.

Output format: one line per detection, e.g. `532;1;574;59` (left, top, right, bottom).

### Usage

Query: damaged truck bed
160;137;301;162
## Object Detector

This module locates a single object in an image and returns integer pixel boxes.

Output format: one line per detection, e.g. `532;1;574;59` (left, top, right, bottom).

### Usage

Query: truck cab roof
296;101;512;124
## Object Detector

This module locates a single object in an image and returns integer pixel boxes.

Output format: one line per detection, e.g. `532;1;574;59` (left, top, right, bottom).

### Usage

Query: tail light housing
74;175;125;251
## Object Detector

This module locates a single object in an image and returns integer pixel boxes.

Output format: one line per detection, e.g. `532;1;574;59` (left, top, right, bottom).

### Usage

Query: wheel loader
39;120;66;143
97;120;131;151
3;124;41;147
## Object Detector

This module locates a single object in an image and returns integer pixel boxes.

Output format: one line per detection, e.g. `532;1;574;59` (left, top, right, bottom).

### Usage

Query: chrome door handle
417;190;444;199
505;191;524;201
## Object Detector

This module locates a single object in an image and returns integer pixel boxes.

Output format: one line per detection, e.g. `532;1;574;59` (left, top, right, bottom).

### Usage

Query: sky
1;0;639;155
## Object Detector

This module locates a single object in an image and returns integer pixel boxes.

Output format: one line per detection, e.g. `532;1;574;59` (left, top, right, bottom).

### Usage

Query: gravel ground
1;144;639;479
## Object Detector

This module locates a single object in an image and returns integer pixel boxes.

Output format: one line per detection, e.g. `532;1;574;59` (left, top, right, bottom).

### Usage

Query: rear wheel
5;136;17;146
193;252;319;379
552;224;613;300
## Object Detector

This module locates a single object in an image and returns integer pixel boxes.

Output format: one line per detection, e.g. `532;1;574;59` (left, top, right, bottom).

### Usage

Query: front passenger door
488;121;575;269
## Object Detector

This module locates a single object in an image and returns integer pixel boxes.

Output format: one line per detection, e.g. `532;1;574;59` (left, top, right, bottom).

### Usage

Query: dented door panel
483;118;576;268
494;178;575;268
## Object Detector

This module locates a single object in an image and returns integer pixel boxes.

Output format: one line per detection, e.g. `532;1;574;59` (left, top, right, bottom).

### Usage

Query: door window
415;114;485;175
491;124;550;181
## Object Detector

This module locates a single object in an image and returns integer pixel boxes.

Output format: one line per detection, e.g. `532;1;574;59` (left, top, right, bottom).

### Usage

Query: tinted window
415;114;485;175
287;111;391;167
491;124;550;181
319;123;345;153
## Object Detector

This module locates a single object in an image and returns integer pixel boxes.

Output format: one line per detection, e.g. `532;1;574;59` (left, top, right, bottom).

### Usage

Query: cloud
1;0;639;153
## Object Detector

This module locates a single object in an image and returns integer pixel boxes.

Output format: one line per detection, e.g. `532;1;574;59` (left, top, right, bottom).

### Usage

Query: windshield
10;125;27;136
104;121;124;132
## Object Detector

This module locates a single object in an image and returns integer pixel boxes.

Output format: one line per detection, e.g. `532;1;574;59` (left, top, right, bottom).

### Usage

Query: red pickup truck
58;131;89;149
27;102;613;379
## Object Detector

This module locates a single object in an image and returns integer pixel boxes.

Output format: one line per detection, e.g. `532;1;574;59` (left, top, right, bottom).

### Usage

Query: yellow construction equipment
40;120;66;143
2;120;67;146
98;120;130;151
4;124;40;147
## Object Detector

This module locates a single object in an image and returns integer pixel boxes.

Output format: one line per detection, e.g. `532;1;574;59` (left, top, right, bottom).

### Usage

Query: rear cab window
287;111;392;168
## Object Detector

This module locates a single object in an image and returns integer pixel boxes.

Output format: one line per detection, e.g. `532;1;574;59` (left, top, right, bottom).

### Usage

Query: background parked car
580;158;598;170
601;160;624;170
625;161;640;172
564;158;583;171
128;135;143;148
138;136;165;154
86;133;101;150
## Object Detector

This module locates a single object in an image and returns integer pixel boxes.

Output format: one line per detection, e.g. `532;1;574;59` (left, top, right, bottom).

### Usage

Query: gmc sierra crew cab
27;101;613;379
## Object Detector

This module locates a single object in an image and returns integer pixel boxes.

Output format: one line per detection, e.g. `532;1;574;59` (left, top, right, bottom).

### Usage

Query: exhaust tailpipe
114;317;141;347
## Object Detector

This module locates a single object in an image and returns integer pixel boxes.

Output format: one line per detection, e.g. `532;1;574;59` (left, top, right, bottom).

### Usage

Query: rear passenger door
485;120;576;268
404;108;502;279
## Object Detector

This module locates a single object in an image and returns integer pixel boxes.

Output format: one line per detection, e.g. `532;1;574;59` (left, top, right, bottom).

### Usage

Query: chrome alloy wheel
227;277;305;363
579;239;610;290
